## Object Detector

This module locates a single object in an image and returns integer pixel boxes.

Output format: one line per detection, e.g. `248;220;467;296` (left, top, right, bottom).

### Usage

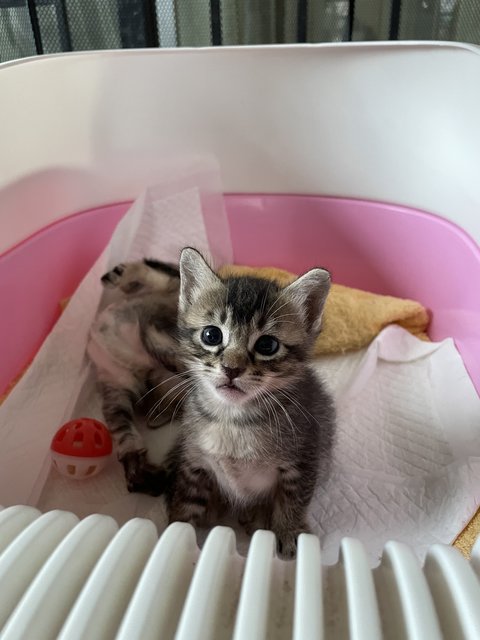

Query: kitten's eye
254;335;279;356
201;326;223;346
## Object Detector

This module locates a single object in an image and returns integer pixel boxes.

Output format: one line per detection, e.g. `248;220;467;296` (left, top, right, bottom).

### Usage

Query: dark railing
0;0;478;64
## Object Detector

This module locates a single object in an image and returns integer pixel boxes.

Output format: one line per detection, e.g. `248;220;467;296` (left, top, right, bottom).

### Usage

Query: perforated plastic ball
51;418;113;479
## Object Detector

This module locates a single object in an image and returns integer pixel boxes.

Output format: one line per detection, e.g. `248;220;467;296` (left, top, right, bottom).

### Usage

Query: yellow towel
218;264;430;354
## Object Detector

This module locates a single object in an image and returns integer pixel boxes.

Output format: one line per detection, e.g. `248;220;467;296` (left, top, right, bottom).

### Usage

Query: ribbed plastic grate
0;505;479;639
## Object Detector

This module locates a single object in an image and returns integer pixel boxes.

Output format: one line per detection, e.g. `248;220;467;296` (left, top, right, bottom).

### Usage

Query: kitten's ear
284;268;331;335
179;247;221;312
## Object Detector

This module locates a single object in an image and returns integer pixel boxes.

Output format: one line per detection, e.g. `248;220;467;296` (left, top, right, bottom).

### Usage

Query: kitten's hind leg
100;384;166;496
101;259;179;295
101;262;150;294
120;450;167;497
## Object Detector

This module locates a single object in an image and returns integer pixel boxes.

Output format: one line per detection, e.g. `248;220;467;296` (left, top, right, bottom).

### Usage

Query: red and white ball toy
51;418;113;479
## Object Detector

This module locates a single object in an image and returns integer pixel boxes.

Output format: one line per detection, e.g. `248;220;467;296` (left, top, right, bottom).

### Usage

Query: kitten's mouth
217;383;245;393
216;383;246;401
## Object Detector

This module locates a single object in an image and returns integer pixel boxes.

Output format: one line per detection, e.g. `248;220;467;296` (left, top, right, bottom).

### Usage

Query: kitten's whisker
264;389;299;452
224;278;230;313
156;377;194;403
261;390;284;451
270;305;296;322
150;376;195;407
258;395;275;448
269;313;297;323
265;288;290;318
271;312;296;318
277;388;323;428
259;280;273;318
145;377;192;416
146;378;194;418
136;367;200;404
267;300;290;321
151;380;197;420
170;383;200;424
267;395;283;452
167;385;197;423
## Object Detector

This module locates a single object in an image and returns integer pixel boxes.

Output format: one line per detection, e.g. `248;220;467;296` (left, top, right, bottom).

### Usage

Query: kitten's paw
276;532;298;559
275;526;310;560
101;262;146;294
120;450;167;496
100;259;179;295
101;264;126;287
242;520;260;537
238;508;265;537
168;506;207;527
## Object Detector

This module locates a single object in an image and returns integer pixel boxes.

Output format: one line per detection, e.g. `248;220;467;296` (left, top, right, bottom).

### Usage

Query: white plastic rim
1;43;480;251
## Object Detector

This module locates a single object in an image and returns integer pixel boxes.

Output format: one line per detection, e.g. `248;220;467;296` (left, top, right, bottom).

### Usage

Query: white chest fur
196;422;278;501
215;459;278;500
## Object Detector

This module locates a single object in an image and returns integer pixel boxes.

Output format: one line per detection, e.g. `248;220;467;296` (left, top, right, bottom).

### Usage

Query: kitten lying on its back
87;259;184;495
165;248;336;557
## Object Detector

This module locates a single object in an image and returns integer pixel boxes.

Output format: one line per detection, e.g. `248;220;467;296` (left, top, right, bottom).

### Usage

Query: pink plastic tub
1;195;480;397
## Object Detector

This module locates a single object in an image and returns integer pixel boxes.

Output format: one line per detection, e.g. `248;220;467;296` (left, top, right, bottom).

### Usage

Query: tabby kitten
87;258;185;495
165;248;336;558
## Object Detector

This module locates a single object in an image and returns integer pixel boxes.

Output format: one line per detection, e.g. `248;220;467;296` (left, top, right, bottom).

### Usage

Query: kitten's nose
222;366;245;381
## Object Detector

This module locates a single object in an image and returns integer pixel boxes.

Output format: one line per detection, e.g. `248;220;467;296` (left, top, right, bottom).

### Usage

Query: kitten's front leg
100;383;166;496
238;504;268;537
270;467;313;559
167;459;218;527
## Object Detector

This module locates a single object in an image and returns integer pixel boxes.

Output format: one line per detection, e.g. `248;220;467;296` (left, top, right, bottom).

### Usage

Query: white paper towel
1;166;479;562
311;326;480;563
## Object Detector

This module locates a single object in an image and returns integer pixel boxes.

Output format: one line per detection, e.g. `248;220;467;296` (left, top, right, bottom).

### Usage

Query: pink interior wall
1;195;479;397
